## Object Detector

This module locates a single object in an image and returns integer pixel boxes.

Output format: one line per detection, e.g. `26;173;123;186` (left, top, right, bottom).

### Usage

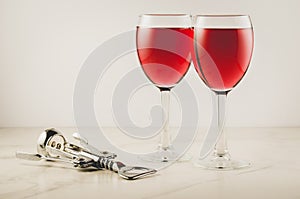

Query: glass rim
139;14;191;17
195;14;250;18
194;14;252;28
138;14;192;28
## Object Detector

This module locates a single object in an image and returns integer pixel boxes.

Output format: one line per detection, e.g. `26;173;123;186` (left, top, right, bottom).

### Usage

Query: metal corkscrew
16;128;157;180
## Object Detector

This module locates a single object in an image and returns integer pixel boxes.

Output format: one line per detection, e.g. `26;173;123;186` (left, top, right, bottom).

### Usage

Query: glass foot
139;147;191;163
195;153;250;170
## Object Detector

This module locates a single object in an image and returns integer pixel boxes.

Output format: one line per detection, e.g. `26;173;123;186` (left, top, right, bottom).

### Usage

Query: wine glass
193;15;254;169
136;14;193;162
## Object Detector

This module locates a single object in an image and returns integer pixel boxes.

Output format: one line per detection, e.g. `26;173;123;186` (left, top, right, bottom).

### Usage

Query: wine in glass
193;15;254;169
136;14;193;162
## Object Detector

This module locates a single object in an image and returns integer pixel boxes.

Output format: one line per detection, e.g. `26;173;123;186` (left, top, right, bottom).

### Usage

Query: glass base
139;147;191;163
195;153;250;170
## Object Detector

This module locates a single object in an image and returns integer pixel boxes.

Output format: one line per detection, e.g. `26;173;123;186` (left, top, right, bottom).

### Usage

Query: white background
0;0;299;127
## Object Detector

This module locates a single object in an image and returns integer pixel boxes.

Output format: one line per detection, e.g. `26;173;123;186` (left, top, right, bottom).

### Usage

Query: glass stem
213;92;228;157
160;89;171;150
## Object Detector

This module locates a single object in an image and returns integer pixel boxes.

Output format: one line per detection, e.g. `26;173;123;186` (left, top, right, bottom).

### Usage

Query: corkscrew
16;128;157;180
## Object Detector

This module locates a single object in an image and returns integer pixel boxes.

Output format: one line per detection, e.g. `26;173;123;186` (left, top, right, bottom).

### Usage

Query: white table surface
0;127;299;199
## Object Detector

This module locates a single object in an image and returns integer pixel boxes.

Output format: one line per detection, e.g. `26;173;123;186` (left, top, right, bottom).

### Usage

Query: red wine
137;27;193;89
193;28;254;92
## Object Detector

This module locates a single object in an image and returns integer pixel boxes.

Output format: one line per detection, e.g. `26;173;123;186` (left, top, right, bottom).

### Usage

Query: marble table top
0;127;299;199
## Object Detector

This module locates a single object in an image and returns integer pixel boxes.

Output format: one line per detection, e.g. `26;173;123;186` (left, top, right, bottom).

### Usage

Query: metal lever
16;151;79;165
